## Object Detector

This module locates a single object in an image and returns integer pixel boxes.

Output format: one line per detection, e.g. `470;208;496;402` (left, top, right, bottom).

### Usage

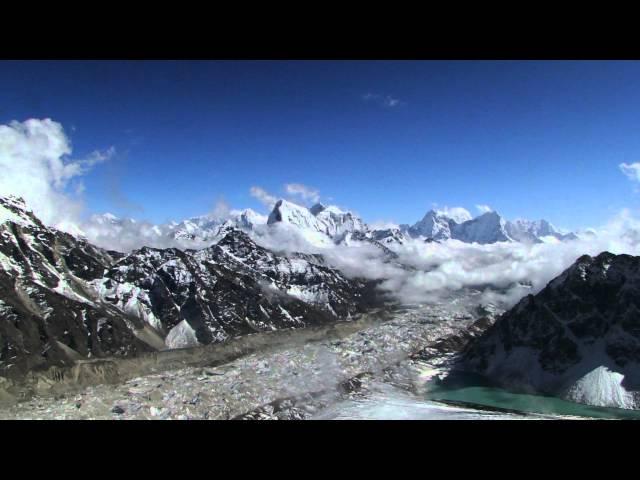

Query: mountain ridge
0;196;380;379
459;251;640;410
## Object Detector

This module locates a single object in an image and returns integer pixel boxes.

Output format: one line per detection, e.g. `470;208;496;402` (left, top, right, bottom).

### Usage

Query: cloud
250;186;278;208
285;183;320;204
362;92;404;108
368;220;400;230
0;118;113;231
244;207;640;311
386;212;640;307
209;198;232;220
433;206;473;223
620;162;640;183
476;204;493;214
250;184;322;209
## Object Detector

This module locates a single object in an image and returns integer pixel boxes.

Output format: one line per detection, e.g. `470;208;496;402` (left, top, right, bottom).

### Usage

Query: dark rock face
0;197;381;379
411;315;496;363
98;230;379;345
0;200;153;379
369;228;407;247
461;252;640;393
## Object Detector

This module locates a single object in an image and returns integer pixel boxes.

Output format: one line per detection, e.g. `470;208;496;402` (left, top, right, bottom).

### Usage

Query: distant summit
407;207;577;244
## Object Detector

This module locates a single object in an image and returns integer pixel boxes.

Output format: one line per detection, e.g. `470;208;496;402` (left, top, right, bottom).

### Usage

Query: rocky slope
460;251;640;409
0;196;380;380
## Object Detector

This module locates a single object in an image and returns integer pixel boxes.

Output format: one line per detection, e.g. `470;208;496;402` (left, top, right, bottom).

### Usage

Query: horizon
2;60;640;231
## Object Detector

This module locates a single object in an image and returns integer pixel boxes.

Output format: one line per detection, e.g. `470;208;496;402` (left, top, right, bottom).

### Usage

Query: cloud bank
242;207;640;310
0;118;113;232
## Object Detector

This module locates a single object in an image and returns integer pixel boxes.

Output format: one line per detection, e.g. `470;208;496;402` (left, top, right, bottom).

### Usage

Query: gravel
0;304;489;420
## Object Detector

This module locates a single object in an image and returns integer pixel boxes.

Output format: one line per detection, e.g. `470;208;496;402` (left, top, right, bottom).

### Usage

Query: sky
1;60;640;230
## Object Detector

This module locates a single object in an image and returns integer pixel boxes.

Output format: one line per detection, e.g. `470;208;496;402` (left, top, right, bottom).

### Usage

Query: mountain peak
0;195;42;228
267;199;314;225
450;210;510;244
476;210;502;220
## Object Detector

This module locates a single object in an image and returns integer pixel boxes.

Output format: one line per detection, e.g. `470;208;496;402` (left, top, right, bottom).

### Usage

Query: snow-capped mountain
313;203;367;238
408;210;459;241
82;198;579;251
407;208;576;244
268;199;330;233
267;199;368;246
0;196;379;378
168;208;267;241
408;209;510;244
369;227;408;246
451;211;511;244
505;219;578;243
460;252;640;410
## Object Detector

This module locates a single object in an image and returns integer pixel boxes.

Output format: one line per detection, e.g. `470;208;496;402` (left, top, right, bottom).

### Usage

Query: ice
564;366;636;410
165;320;200;349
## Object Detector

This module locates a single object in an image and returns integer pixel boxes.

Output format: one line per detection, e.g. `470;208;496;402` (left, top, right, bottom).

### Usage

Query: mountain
460;252;640;410
407;208;577;245
408;210;460;241
408;209;510;244
168;208;267;241
310;203;367;238
267;199;367;246
334;231;400;262
451;211;512;244
369;228;408;247
505;219;578;243
0;196;379;379
84;199;579;251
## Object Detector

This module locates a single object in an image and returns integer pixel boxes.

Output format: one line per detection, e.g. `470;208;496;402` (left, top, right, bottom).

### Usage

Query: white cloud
433;206;473;223
285;183;320;204
0;118;113;231
368;220;400;230
476;204;493;214
250;186;278;208
620;162;640;183
250;184;321;210
244;207;640;310
362;92;404;108
208;198;231;220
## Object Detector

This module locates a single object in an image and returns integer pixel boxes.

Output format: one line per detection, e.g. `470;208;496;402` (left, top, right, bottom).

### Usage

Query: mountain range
84;199;578;252
408;209;577;244
3;193;640;412
0;195;379;379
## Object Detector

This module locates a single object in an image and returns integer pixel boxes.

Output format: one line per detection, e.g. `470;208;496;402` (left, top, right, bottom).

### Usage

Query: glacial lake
425;384;640;420
319;374;640;420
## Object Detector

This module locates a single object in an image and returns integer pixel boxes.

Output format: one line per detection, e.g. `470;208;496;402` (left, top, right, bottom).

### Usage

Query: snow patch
564;366;636;410
165;320;200;349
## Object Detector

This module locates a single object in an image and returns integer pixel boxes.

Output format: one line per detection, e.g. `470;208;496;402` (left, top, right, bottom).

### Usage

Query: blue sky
1;60;639;230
